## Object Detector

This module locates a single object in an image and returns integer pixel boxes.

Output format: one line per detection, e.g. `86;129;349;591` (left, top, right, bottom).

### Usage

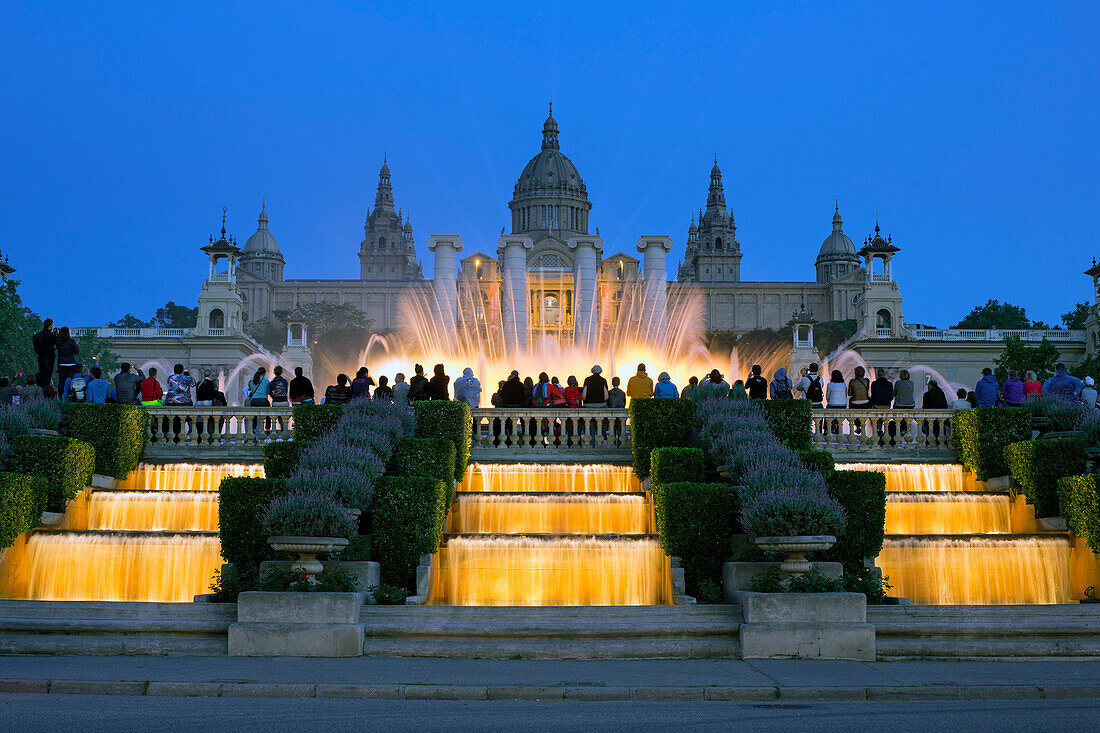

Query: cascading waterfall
851;463;1074;604
0;462;263;602
429;463;672;606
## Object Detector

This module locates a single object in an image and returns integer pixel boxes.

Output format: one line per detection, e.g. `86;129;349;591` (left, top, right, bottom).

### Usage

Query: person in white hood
1080;376;1098;409
453;367;482;408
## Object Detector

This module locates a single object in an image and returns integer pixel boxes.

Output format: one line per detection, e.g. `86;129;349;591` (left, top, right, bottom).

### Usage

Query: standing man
626;363;654;403
32;318;56;391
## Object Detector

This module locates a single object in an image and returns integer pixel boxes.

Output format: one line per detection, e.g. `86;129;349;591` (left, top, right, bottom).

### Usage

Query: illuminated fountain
847;463;1074;604
0;463;264;603
429;464;673;606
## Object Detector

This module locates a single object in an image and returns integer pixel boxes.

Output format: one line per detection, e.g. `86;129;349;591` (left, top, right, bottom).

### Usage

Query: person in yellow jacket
626;363;654;403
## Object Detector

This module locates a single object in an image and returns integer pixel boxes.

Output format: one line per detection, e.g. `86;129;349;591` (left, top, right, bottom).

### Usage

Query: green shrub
367;583;410;605
291;404;344;443
262;489;356;539
825;470;887;564
219;476;284;571
629;398;695;479
1058;474;1100;553
651;481;734;596
787;569;845;593
1004;439;1087;518
650;447;705;485
740;488;847;538
372;476;448;588
414;401;471;481
762;400;812;451
256;566;359;593
799;449;836;477
263;442;302;480
842;562;891;604
393;438;456;501
68;404;147;479
0;472;46;550
8;435;95;512
952;407;1031;480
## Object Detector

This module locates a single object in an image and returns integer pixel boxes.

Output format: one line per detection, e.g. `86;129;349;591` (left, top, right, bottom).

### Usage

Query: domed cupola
815;202;861;284
240;201;285;282
509;104;593;243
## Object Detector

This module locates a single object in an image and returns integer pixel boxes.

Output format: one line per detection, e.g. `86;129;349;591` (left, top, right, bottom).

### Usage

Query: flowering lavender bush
262;488;355;539
741;486;847;538
296;437;386;479
1025;394;1091;432
21;399;62;432
0;405;34;444
285;464;376;510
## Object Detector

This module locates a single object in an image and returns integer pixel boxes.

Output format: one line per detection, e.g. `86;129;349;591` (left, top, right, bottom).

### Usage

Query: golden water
0;462;264;602
857;463;1075;604
463;463;641;493
447;493;651;535
60;491;219;532
431;464;671;606
117;463;265;492
877;537;1072;605
884;493;1012;535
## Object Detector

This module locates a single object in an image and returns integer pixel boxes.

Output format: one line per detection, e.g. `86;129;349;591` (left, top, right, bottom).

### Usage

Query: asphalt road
2;695;1098;732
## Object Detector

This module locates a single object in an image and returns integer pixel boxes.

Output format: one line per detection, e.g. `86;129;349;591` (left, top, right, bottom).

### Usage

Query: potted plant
263;489;356;582
742;487;847;576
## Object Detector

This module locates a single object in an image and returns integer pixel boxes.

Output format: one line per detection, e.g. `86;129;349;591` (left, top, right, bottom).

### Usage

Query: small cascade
855;463;1074;604
0;462;263;602
430;464;672;606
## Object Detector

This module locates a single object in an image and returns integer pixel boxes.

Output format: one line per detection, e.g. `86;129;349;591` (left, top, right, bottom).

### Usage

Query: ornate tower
856;223;905;339
676;158;742;282
196;208;245;336
359;158;423;281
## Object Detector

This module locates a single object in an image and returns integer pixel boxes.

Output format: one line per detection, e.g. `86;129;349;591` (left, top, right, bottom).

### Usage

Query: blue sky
1;1;1097;328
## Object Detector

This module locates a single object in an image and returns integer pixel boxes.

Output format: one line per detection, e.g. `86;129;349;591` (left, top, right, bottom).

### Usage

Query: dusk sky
2;1;1097;329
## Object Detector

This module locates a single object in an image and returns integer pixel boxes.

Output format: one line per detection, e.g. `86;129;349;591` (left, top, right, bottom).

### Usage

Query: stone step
359;605;743;659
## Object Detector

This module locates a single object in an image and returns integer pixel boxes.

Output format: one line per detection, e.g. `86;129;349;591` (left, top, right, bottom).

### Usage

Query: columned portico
637;236;673;345
427;235;464;349
568;236;603;349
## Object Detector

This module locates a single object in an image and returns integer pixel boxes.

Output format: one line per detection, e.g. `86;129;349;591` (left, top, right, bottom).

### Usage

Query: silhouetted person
32;318;56;391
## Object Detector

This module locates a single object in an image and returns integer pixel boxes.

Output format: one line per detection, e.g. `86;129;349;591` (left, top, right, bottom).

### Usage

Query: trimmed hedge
8;435;96;512
372;476;448;588
1058;474;1100;553
0;472;47;550
394;438;456;492
219;476;284;571
650;447;705;485
651;481;735;596
1004;439;1087;518
825;469;887;565
263;442;302;480
762;399;812;451
952;407;1031;481
799;449;836;477
414;401;471;481
68;404;147;479
629;398;695;479
291;404;344;443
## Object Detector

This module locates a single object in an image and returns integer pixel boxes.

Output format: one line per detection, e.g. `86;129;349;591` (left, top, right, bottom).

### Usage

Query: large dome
513;107;587;197
817;205;857;260
243;203;282;256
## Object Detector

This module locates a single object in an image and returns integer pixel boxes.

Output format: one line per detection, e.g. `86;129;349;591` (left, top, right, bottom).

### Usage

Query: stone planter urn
754;535;836;576
342;507;362;526
268;536;350;581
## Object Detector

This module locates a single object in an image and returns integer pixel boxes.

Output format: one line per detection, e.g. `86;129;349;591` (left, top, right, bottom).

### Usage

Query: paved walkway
1;656;1098;701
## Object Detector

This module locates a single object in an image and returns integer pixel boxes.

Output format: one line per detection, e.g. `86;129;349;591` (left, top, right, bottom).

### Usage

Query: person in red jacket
140;367;163;406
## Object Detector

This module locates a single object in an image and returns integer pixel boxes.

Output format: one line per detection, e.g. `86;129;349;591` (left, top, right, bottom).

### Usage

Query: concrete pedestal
259;560;380;604
722;561;842;601
735;591;875;661
229;592;364;657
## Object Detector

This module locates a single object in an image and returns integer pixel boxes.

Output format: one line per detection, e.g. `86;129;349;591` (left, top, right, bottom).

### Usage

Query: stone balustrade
142;406;295;459
810;408;955;455
470;407;631;461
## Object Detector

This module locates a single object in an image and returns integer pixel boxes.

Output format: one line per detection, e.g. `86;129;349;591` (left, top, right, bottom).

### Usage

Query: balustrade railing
470;408;630;456
911;328;1083;343
809;408;955;453
143;406;295;450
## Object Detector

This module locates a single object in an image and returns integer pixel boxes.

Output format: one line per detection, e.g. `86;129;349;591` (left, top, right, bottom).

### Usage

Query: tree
1062;302;1091;331
0;277;42;378
993;336;1060;383
954;300;1033;330
75;329;120;373
244;318;284;353
107;313;150;328
151;301;198;329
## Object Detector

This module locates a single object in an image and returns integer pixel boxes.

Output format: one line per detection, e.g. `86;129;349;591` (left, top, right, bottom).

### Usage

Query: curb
1;679;1099;701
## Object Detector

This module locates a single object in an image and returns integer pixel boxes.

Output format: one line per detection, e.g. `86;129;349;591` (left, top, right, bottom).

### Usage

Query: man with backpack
798;363;824;408
769;368;794;399
64;364;88;403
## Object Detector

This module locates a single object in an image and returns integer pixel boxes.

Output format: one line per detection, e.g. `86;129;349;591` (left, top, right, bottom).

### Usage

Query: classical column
568;236;604;350
637;236;674;346
496;236;533;354
427;236;464;350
